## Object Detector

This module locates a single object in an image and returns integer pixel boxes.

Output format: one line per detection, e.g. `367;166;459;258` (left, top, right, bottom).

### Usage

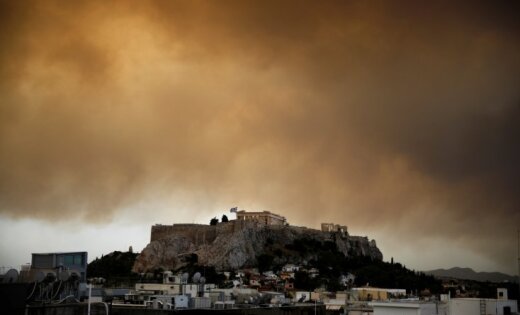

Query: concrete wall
419;303;438;315
448;298;518;315
374;307;418;315
448;299;480;315
25;301;327;315
113;305;327;315
27;303;108;315
372;302;438;315
353;288;388;301
371;302;420;315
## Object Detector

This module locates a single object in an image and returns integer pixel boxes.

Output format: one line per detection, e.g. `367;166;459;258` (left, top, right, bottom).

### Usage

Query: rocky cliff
133;220;382;273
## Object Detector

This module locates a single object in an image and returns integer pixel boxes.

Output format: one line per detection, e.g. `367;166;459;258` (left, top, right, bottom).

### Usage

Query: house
282;264;300;272
279;272;294;280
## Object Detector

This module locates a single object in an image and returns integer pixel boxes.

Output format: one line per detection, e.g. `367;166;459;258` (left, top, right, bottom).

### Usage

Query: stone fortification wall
152;222;343;244
151;220;270;243
151;224;217;245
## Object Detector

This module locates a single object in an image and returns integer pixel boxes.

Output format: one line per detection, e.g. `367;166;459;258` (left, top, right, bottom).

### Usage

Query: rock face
133;220;383;273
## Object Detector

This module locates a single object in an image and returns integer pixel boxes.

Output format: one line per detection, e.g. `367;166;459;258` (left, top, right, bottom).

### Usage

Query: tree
210;217;219;225
221;214;229;222
87;250;139;286
257;253;274;273
294;271;318;291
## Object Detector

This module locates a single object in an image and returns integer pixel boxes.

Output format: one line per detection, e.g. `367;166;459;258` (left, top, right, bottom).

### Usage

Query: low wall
27;303;108;315
25;303;326;315
112;304;326;315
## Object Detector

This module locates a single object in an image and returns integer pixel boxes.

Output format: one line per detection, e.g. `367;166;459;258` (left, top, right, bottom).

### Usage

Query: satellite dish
59;270;70;281
199;277;206;284
69;271;80;280
192;272;201;283
2;269;18;283
181;273;189;283
34;271;46;282
44;272;56;283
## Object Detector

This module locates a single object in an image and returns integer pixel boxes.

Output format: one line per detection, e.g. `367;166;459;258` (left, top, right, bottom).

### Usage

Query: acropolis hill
133;210;383;273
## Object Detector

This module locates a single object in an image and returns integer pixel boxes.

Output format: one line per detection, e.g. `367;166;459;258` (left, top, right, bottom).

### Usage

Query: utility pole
87;282;92;315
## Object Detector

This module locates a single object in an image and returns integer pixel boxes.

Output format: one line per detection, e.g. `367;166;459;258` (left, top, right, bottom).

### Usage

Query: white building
371;301;438;315
370;298;518;315
282;264;300;272
447;298;517;315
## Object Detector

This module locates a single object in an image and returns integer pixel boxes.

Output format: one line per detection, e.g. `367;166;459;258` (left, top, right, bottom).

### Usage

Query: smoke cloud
0;0;519;273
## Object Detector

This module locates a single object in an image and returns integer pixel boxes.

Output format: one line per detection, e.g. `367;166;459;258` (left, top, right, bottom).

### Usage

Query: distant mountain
425;267;518;283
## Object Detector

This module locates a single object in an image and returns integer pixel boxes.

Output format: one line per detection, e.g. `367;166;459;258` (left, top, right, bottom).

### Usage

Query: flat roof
352;287;405;291
370;301;432;308
32;251;87;255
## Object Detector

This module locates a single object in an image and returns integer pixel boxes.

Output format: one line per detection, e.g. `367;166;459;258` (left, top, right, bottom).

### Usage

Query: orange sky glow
0;0;519;274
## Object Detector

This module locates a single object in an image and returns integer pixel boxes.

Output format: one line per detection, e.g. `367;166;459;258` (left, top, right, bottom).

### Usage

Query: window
74;255;83;265
63;255;74;266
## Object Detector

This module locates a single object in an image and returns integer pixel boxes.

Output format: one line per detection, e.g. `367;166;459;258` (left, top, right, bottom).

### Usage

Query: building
371;301;438;315
321;223;348;237
447;298;517;315
349;287;406;301
31;251;88;282
236;210;286;225
369;294;518;315
282;264;300;272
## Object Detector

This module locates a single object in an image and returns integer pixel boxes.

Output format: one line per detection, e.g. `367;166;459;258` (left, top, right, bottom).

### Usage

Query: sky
0;0;519;275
